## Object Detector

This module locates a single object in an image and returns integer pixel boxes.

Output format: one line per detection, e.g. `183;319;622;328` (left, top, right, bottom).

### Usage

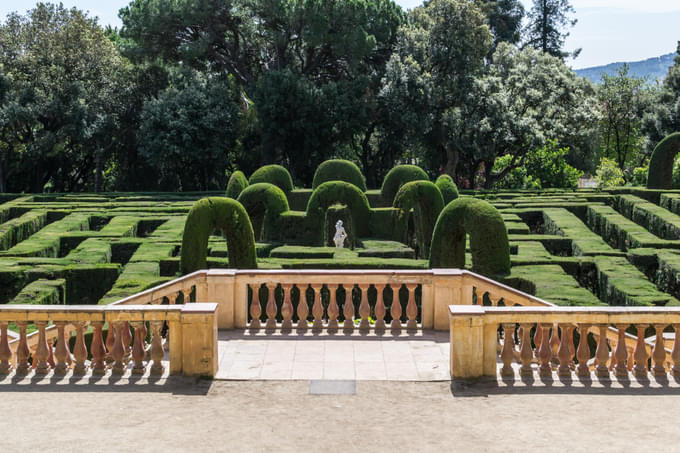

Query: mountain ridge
575;53;675;84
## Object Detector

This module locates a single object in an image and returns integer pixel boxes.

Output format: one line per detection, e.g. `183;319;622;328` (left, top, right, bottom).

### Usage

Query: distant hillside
575;53;675;84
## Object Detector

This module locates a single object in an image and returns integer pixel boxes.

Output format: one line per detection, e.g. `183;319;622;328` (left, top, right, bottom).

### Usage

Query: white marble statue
333;220;347;248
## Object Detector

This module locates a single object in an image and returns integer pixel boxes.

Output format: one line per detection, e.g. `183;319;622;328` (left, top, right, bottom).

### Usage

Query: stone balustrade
449;305;679;379
0;303;218;378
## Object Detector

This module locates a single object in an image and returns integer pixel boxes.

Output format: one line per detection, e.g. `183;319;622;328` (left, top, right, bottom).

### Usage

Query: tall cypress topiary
249;164;294;193
647;132;680;189
430;198;510;276
180;197;257;274
312;159;367;191
381;165;429;204
393;180;445;259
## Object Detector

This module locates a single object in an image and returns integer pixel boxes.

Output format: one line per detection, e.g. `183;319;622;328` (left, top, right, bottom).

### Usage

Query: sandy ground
2;377;680;453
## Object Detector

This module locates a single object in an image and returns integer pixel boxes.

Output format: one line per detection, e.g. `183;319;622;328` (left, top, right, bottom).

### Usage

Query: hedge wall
248;164;294;194
435;174;459;205
380;165;429;204
226;170;249;199
647;132;680;189
312;159;367;192
393;180;444;259
237;183;289;241
306;181;371;245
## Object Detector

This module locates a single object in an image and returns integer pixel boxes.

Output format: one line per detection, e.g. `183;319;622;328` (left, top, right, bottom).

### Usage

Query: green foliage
180;197;257;273
596;158;625;188
380;165;429;204
524;0;579;59
429;198;511;276
312;160;367;192
434;175;459;204
393;181;444;259
633;166;648;187
647;133;680;189
226;171;249;199
306;181;371;245
248;165;294;194
643;44;680;152
236;183;289;241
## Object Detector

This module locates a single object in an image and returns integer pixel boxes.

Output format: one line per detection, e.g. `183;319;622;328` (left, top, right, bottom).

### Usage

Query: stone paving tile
355;361;387;380
385;359;419;380
291;361;324;380
323;361;355;380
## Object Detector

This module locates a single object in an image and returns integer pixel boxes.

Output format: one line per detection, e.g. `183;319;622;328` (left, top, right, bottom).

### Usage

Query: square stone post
179;303;219;378
432;269;464;331
449;305;495;379
203;269;236;329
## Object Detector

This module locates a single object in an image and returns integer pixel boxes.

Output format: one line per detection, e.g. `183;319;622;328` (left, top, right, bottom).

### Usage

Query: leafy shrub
632;166;648;187
647;132;680;189
595;157;625;188
434;174;459;205
248;164;294;193
380;165;429;204
312;159;367;191
237;183;289;240
226;170;249;198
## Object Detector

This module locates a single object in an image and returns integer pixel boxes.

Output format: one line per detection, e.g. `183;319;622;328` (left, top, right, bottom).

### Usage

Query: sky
1;0;679;69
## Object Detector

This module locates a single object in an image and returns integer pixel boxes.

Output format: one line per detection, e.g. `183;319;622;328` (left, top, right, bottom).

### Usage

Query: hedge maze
6;158;680;314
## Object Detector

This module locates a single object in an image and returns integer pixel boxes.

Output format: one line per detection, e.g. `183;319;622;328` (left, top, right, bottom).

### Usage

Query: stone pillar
179;303;219;378
449;305;488;379
433;269;464;331
204;269;237;329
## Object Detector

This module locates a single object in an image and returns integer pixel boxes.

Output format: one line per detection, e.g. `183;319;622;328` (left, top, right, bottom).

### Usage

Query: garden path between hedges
4;377;680;452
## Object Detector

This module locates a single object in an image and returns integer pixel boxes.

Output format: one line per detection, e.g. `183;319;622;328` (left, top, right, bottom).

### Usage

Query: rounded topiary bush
237;183;289;241
429;198;510;276
180;197;257;274
226;170;249;199
435;174;459;205
248;164;294;194
393;180;444;259
312;159;367;191
381;165;429;204
647;132;680;189
306;181;371;245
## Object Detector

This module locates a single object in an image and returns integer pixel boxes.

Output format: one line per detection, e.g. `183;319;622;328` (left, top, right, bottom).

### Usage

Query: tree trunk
443;144;458;180
94;150;103;193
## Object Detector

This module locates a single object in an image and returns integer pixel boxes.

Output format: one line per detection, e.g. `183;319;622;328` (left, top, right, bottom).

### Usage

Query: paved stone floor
216;329;450;381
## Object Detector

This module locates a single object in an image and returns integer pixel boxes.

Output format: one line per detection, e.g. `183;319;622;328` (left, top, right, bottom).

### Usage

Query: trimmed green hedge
306;182;371;245
180;197;257;274
248;164;294;194
9;278;65;305
430;198;511;276
380;165;429;204
237;183;289;241
615;195;680;240
541;208;623;256
435;174;459;205
226;170;249;199
647;132;680;189
393;180;444;259
312;159;367;191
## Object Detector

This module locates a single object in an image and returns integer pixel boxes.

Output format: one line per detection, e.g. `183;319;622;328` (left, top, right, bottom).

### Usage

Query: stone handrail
0;303;218;378
449;305;680;380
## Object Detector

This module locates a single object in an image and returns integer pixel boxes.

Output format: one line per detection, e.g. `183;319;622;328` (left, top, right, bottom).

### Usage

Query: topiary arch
180;197;257;274
435;174;459;205
226;170;249;198
237;183;289;241
312;159;367;191
429;198;510;276
248;164;294;193
393;180;444;259
647;132;680;189
306;181;371;245
381;165;429;204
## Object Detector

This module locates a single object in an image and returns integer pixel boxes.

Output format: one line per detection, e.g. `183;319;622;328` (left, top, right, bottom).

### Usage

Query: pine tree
524;0;580;60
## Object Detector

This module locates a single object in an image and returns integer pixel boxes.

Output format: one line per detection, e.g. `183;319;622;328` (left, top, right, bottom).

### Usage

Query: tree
644;42;680;152
597;64;652;177
478;0;524;55
524;0;579;60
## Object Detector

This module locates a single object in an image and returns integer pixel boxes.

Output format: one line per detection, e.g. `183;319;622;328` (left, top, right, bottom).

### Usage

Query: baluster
576;324;591;377
670;324;680;377
72;322;88;376
557;324;573;377
105;321;116;363
358;284;371;331
533;324;543;360
633;324;649;377
150;321;165;375
53;322;71;375
567;327;576;369
249;284;262;329
0;321;12;374
538;324;552;377
405;284;418;331
122;322;133;359
91;321;107;375
390;286;402;331
34;321;51;375
595;325;610;378
183;288;192;303
265;283;277;329
311;284;324;330
519;323;534;376
549;323;560;366
614;324;629;377
500;323;516;377
343;285;355;332
131;322;146;374
327;285;339;332
374;284;386;331
15;321;30;374
111;322;126;374
280;283;294;330
297;285;310;330
652;324;667;377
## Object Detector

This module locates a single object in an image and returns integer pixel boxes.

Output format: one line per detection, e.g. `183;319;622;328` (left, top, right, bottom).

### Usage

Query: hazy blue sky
1;0;679;69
